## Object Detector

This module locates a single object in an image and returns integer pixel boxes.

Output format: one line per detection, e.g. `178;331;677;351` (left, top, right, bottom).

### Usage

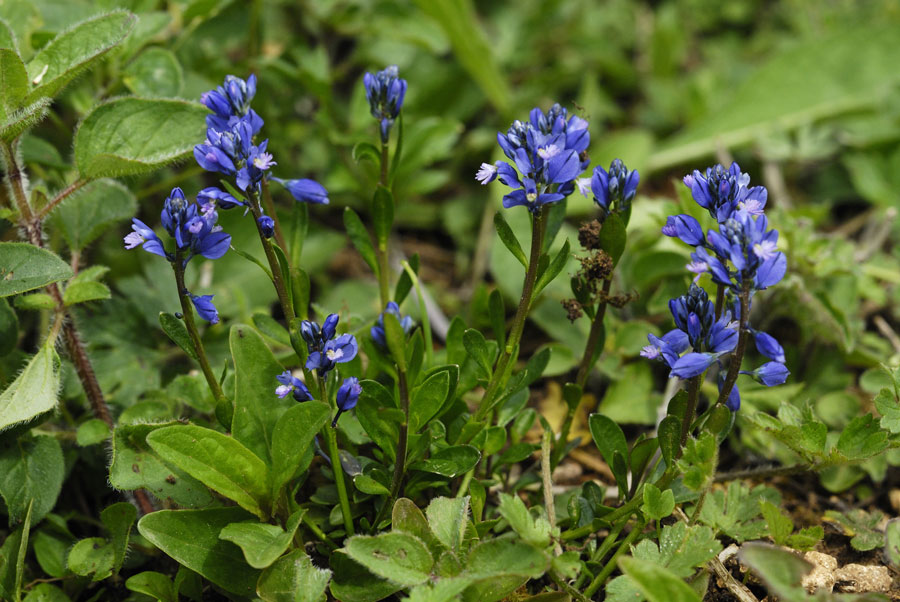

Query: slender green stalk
319;378;355;536
260;178;289;253
172;254;225;402
247;189;295;322
679;375;702;452
583;517;648;598
714;280;752;407
372;369;409;530
553;278;612;466
401;260;433;367
35;178;87;221
474;207;547;421
573;518;628;589
455;469;474;498
373;142;393;308
301;511;337;550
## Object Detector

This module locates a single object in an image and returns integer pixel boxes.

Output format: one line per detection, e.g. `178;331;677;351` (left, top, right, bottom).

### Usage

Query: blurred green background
4;0;900;491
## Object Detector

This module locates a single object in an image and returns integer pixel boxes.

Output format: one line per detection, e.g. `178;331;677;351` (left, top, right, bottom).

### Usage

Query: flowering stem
373;368;409;531
319;377;355;536
248;189;295;322
714;283;726;320
679;375;702;452
715;280;751;407
552;278;613;467
372;142;393;308
260;178;289;254
474;206;547;422
172;255;225;403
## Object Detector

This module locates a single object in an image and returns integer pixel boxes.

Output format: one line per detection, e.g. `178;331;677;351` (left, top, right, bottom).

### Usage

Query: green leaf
109;422;215;507
329;550;402;602
25;11;135;102
343;207;378;274
219;510;304;569
354;474;390;496
231;324;294;463
123;47;183;97
270;401;329;499
461;539;549;601
0;243;73;297
411;445;480;477
147;424;270;519
618;556;701;602
676;432;717;491
0;21;14;53
67;537;114;581
158;312;199;362
253;312;291;346
356;379;402;461
598;213;627;267
534;238;571;296
425;496;469;554
22;583;70;602
874;387;900;434
0;298;17;356
101;502;137;575
0;343;60;435
62;281;110;306
642;484;675;521
759;500;793;546
497;493;551;548
372;186;394;247
786;526;824;551
0;433;61;527
409;370;450;432
257;548;331;602
0;48;27;120
836;414;889;461
494;212;527;269
31;530;70;579
739;542;810;601
48;179;137;250
137;508;261;597
697;481;780;543
824;509;885;551
0;503;31;601
382;312;408;371
885;519;900;569
74;98;207;179
75;418;109;446
352;142;380;165
462;329;492;379
393;498;442;556
126;571;177;602
342;532;434;586
588;413;628;476
0;98;49;143
13;293;55;311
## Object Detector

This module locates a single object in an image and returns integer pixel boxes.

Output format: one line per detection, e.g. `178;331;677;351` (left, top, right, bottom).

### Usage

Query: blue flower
662;214;704;247
742;362;790;387
719;376;741;411
591;159;639;218
124;219;166;258
683;162;767;222
307;334;358;375
371;302;415;348
332;376;362;426
364;65;407;143
300;314;340;353
271;177;329;204
258;215;275;238
486;104;590;213
752;330;785;363
275;370;313;402
197;187;243;210
200;74;260;131
697;211;786;292
195;115;273;192
190;294;219;324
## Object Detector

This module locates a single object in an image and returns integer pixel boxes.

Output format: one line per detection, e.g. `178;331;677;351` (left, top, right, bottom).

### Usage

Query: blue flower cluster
364;65;407;143
194;74;329;227
587;159;640;221
299;314;358;375
643;162;789;410
124;187;230;323
371;302;415;348
477;104;590;213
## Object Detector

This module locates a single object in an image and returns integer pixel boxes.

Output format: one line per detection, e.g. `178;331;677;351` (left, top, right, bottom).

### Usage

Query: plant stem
583;517;648;598
714;283;725;320
319;377;355;536
372;369;409;530
679;376;702;452
35;178;87;221
370;142;393;307
172;254;225;402
715;280;751;407
260;178;289;254
714;462;816;482
1;139;156;515
474;206;547;422
247;189;295;322
553;279;612;466
574;517;627;589
301;511;337;550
